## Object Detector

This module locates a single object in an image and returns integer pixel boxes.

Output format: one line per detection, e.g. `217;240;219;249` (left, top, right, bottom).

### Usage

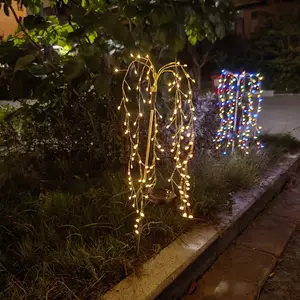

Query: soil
259;223;300;300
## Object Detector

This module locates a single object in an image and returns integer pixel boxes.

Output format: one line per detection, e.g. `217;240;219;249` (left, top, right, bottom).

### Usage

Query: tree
250;11;300;92
0;0;235;169
0;0;235;96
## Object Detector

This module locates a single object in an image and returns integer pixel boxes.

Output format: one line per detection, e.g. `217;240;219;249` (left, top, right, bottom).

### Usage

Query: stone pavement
183;181;300;300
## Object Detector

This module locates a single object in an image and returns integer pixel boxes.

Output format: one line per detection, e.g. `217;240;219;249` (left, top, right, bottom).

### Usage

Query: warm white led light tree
115;54;196;237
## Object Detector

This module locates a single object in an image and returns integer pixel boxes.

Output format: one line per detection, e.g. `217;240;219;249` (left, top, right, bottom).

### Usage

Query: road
259;95;300;140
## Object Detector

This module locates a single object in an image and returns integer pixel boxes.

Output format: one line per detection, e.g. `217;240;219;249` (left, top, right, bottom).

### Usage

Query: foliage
193;93;219;153
213;10;300;91
211;34;255;73
0;164;189;299
0;142;273;299
0;0;235;98
260;133;300;155
0;1;240;298
209;9;300;91
0;0;235;169
249;11;300;92
192;149;269;215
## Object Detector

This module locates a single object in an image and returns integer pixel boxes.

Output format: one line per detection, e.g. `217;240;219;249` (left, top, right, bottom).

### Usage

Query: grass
260;132;300;155
0;183;190;299
0;139;290;299
0;153;191;299
191;149;270;216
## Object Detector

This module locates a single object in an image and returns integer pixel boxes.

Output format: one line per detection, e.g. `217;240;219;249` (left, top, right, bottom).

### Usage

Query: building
0;0;51;40
0;1;26;39
235;0;300;37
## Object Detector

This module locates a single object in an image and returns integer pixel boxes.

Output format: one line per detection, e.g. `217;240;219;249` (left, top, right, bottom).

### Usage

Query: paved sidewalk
183;180;300;300
259;95;300;140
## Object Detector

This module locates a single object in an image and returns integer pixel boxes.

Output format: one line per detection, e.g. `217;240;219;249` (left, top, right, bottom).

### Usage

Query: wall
0;1;27;39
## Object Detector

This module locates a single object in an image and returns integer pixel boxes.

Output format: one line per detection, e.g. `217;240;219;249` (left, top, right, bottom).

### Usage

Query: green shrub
0;164;190;299
191;150;268;216
0;126;279;299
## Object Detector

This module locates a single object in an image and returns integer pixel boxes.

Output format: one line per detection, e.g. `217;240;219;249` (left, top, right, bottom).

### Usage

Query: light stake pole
214;70;264;154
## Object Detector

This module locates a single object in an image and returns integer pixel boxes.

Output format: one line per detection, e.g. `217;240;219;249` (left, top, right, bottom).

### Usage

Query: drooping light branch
214;70;264;154
115;54;195;235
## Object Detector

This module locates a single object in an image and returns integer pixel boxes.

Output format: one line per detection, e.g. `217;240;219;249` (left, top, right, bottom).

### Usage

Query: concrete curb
103;154;300;300
274;93;300;96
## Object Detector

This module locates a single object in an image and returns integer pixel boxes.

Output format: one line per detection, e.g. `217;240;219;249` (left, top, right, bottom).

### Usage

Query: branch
6;1;42;49
199;50;209;68
188;43;200;67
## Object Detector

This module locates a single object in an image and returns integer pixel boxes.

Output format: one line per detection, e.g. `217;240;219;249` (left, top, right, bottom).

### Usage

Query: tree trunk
188;43;210;94
197;65;201;91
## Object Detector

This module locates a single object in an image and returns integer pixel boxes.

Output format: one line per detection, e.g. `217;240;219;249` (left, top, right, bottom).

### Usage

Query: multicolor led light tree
115;54;196;236
214;70;264;154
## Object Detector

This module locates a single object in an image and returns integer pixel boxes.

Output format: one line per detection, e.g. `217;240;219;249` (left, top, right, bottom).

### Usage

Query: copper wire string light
115;54;196;234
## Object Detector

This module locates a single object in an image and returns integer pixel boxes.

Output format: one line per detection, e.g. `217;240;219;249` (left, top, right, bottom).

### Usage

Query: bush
0;171;191;299
0;101;284;299
0;138;276;299
191;150;269;216
260;133;300;155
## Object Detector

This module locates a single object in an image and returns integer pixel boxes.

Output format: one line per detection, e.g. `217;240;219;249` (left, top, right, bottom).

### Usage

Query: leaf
98;11;128;42
151;10;161;25
157;30;167;44
94;74;109;95
63;57;85;82
188;34;197;46
159;9;174;26
87;31;97;44
15;54;35;71
172;36;185;52
208;14;217;23
124;5;138;18
23;15;45;30
139;38;152;53
48;16;59;25
215;23;225;39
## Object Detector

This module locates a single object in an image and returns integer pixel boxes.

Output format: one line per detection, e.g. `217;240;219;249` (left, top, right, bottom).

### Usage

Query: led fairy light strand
215;72;226;150
115;54;195;236
215;71;238;152
214;70;264;154
249;74;264;149
237;73;247;149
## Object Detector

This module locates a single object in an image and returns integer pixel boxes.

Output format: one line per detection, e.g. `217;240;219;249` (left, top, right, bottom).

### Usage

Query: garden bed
0;134;300;300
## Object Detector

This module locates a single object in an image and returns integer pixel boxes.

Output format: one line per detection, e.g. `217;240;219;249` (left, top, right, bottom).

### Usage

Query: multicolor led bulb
214;70;264;154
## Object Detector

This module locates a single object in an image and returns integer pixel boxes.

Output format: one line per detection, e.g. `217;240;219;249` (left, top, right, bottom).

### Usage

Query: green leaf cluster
250;11;300;92
0;0;235;169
